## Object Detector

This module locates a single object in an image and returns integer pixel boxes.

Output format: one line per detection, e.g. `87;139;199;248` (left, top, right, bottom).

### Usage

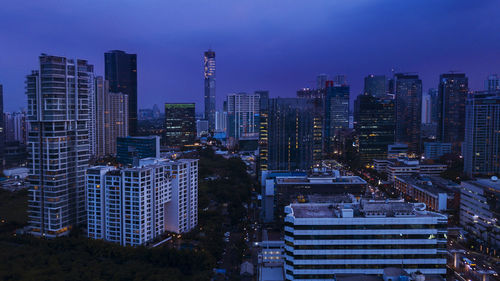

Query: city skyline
1;1;500;112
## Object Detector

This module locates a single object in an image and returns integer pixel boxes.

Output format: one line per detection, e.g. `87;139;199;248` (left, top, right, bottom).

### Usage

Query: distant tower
204;50;216;131
105;50;137;136
437;73;468;152
394;73;422;154
316;74;329;89
364;74;386;98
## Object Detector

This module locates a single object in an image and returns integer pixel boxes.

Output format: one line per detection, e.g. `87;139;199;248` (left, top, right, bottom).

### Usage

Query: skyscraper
204;49;216;131
354;94;395;163
428;88;438;124
105;50;137;136
363;74;386;98
226;92;260;140
26;54;93;237
463;91;500;177
265;98;320;171
95;76;129;157
325;81;350;153
395;73;422;154
437;73;468;151
164;103;196;147
257;91;269;172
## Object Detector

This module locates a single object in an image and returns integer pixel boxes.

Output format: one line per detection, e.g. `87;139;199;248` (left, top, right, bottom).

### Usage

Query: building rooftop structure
288;199;442;219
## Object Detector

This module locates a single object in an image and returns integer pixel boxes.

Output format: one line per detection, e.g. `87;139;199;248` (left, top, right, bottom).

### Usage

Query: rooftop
288;200;444;219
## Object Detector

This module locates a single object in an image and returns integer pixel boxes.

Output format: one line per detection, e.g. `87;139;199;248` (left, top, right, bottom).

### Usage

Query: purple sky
0;0;499;113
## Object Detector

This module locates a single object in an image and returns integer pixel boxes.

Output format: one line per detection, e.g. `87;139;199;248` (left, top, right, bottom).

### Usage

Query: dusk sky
1;0;499;113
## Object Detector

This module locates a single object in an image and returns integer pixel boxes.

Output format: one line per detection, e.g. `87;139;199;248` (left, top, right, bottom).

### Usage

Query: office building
257;91;270;173
261;169;366;222
105;50;137;136
424;142;451;160
485;74;500;92
226;92;260;140
395;73;422;154
117;136;160;166
422;92;432;124
95;76;129;157
427;88;439;124
284;200;448;279
325;82;349;153
204;49;216;131
354;94;395;163
164;103;196;147
26;54;93;237
463;91;500;177
364;74;386;98
373;157;447;182
264;98;320;171
437;73;468;151
460;178;500;251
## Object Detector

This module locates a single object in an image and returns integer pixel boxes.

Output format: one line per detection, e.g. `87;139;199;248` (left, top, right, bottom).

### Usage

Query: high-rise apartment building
95;76;129;157
86;158;198;245
395;73;422;154
4;111;27;144
215;110;227;133
226;92;260;140
354;94;395;163
485;74;500;92
204;49;216;131
325;82;350;153
364;74;386;98
117;136;160;166
164;103;196;147
437;73;468;151
316;74;329;90
284;200;448;279
163;158;199;233
463;91;500;177
105;50;137;136
26;54;93;237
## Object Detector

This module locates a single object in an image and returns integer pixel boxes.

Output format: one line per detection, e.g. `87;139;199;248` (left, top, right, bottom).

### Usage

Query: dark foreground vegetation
0;147;256;281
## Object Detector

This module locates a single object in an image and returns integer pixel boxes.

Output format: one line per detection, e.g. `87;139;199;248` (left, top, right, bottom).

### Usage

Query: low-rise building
261;169;367;222
373;157;447;182
424;142;451;160
460;177;500;252
394;175;460;216
283;200;448;280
